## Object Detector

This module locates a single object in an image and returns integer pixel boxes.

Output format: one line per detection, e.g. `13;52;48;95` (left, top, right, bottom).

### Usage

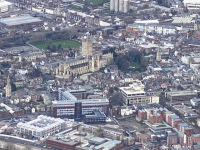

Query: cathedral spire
7;75;10;85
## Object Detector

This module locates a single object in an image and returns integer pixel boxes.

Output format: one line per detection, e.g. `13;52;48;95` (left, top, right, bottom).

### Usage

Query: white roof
17;115;65;132
0;1;12;7
184;0;200;4
0;15;42;26
135;20;159;24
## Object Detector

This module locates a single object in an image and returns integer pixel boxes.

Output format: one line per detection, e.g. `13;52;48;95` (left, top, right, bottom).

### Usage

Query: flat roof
134;20;159;24
88;136;105;143
0;15;42;26
95;140;121;150
0;1;12;7
47;136;80;146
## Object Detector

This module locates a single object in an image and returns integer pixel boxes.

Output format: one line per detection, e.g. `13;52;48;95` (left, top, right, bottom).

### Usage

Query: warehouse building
0;15;43;30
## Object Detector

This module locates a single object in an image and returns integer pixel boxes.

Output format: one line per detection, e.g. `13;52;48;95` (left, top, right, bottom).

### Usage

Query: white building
115;0;119;12
183;0;200;8
100;20;111;26
128;23;176;35
110;0;130;13
119;80;159;105
119;0;124;12
17;115;66;138
123;0;130;13
0;1;13;13
190;97;200;107
181;53;200;71
110;0;115;11
52;98;109;117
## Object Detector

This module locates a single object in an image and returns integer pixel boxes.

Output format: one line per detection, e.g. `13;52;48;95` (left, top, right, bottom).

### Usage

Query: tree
114;50;147;72
58;44;61;50
1;62;11;68
28;68;42;79
47;45;51;50
11;82;17;92
52;45;56;52
94;127;103;137
109;92;124;108
157;0;163;4
108;87;114;94
184;7;188;13
177;85;184;90
171;10;177;15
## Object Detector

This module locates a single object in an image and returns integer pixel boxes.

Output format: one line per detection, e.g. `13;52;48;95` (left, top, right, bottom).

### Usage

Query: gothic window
60;65;64;72
94;60;98;68
89;61;92;68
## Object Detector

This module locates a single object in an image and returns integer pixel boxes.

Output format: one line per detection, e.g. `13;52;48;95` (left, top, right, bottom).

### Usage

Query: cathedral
55;33;113;79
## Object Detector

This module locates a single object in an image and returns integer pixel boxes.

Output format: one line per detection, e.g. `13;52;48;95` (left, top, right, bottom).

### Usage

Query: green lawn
34;39;81;50
131;62;140;68
86;0;109;5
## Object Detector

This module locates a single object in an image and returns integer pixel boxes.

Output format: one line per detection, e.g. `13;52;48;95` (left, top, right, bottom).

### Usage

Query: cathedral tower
194;14;199;31
6;76;11;97
82;32;93;57
156;47;161;61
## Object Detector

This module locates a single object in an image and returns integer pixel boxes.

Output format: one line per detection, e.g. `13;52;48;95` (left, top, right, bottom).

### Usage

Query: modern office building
58;88;78;101
118;80;159;105
53;88;109;118
17;115;66;139
52;98;109;118
84;109;106;124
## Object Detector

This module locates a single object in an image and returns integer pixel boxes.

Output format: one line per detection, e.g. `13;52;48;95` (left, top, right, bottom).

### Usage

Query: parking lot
118;117;148;134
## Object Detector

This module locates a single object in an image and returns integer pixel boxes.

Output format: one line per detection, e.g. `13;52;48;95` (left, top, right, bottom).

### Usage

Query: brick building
163;111;174;122
138;109;147;120
192;134;200;145
179;134;193;147
184;128;194;136
46;137;81;150
171;118;182;128
167;133;178;146
148;113;163;124
142;142;159;150
167;114;179;126
136;133;151;143
126;24;140;34
178;123;194;136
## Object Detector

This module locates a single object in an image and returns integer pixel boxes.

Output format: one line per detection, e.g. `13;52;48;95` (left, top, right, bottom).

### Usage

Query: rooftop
0;1;12;7
95;140;121;150
85;110;106;118
17;115;65;132
0;15;42;26
47;136;80;146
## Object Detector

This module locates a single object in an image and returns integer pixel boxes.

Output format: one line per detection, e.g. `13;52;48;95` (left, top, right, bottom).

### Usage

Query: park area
33;39;81;50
